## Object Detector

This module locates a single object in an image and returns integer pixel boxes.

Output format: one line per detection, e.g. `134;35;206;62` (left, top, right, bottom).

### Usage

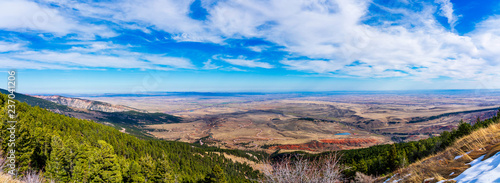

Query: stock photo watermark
6;70;17;176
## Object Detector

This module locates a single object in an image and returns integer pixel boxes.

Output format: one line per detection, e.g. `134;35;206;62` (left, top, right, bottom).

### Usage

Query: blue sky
0;0;499;94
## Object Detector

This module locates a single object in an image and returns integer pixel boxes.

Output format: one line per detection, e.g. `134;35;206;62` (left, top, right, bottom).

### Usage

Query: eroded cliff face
34;95;146;113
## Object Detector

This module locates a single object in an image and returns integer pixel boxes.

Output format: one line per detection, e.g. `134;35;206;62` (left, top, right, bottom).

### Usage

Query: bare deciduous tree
261;154;343;183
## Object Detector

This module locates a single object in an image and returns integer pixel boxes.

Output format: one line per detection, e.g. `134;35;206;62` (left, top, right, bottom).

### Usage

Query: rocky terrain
34;95;146;113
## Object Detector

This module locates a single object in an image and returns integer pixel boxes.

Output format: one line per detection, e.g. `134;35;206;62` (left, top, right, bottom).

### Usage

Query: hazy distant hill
34;95;146;113
0;88;181;139
0;88;71;111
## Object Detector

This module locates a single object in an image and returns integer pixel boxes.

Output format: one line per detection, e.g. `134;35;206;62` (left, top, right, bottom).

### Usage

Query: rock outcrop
34;95;146;113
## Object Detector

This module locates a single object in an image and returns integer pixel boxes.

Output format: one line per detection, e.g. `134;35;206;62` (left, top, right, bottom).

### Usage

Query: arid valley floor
76;90;500;153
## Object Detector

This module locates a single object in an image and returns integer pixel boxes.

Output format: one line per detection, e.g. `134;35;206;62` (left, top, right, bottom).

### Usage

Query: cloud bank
0;0;499;84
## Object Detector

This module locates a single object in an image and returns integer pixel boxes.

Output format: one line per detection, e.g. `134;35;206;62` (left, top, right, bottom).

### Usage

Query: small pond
334;132;351;135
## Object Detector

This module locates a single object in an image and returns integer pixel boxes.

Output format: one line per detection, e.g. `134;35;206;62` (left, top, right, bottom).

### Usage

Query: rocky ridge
34;95;146;113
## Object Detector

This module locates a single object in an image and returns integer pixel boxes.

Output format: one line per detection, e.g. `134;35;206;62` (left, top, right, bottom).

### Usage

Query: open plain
82;90;500;153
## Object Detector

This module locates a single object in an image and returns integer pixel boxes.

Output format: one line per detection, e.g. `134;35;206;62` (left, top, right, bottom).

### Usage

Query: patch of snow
467;155;485;166
454;150;473;160
449;172;455;176
454;152;500;182
436;180;446;183
384;174;397;183
424;177;435;182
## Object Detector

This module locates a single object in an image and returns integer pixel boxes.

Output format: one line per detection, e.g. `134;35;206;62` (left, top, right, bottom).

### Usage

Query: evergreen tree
138;155;155;182
400;149;408;167
388;144;398;171
358;159;368;173
17;115;36;176
88;140;122;183
201;165;227;183
456;120;472;137
124;160;145;183
152;155;175;183
72;143;92;182
46;135;70;182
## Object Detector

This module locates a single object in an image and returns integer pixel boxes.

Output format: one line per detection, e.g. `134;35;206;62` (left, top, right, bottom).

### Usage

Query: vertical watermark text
6;70;17;176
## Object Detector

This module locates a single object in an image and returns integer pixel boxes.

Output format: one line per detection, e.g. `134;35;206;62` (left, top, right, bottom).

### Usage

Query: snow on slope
453;152;500;183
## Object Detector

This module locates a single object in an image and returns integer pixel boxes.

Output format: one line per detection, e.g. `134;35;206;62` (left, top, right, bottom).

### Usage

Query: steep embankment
34;95;145;113
381;121;500;182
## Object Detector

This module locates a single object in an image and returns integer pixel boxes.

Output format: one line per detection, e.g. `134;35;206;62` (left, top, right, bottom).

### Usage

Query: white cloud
0;0;115;38
0;41;25;52
202;59;220;70
10;51;148;68
220;56;273;69
2;0;500;82
144;55;195;69
435;0;458;29
222;66;246;72
68;41;124;52
0;58;73;70
204;0;500;80
114;0;221;42
3;50;195;70
247;45;270;52
280;59;343;73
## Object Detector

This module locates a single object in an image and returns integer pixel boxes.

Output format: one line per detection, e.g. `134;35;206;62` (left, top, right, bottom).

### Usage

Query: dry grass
483;143;500;160
355;172;376;183
379;121;500;183
0;173;23;183
0;156;45;183
212;152;272;173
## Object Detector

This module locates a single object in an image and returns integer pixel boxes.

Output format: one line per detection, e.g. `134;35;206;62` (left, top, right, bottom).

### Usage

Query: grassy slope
381;121;500;182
